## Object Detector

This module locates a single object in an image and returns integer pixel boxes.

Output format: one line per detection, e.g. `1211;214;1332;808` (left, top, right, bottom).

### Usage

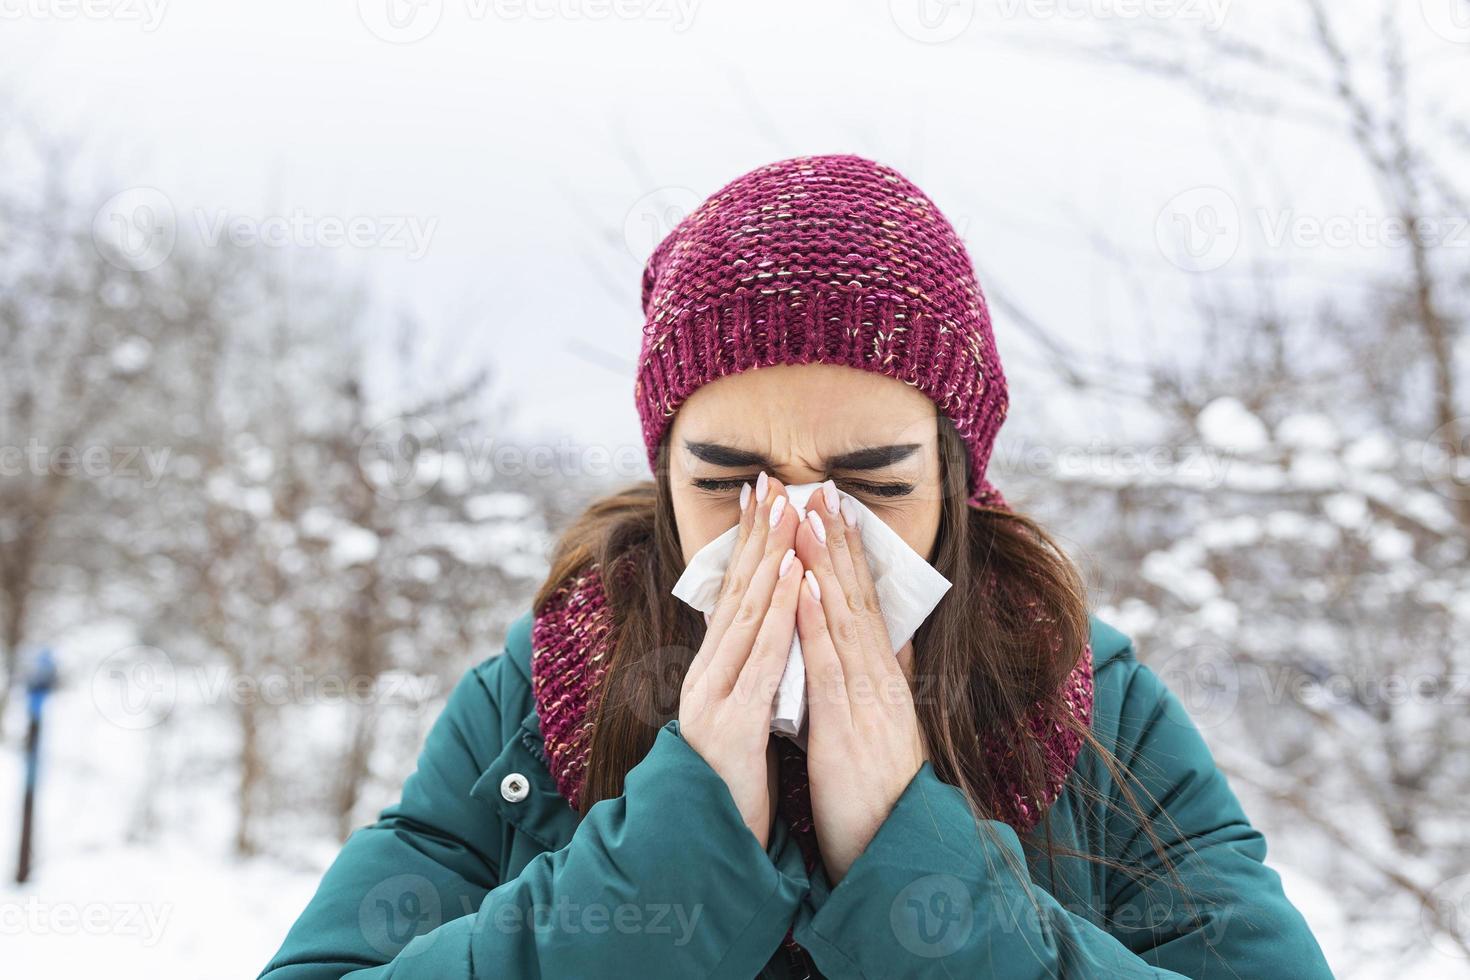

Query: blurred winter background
1;0;1468;975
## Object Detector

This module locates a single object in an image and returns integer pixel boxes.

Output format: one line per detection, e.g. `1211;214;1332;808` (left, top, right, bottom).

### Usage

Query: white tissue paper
671;482;952;740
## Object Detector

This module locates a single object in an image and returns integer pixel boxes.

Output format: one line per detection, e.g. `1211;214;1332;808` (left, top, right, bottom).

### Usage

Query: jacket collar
477;610;1133;853
469;703;580;853
1088;615;1134;672
468;613;578;849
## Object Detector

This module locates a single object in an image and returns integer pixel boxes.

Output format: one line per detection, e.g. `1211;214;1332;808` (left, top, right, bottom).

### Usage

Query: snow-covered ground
0;619;332;978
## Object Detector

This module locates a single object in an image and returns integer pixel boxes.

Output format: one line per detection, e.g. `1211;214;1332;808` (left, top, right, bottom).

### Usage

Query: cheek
888;497;942;562
670;486;741;564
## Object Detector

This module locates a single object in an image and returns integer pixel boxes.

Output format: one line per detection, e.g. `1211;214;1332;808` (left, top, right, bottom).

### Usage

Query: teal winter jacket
260;613;1333;978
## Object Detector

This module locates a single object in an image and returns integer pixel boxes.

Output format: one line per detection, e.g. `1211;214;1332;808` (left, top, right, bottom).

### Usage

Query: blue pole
16;648;56;884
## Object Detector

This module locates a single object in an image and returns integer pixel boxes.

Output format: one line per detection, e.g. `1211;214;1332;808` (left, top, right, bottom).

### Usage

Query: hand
793;481;926;882
679;474;805;849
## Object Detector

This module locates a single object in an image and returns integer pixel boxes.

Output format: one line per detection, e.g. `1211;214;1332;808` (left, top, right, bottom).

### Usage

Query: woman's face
667;363;944;564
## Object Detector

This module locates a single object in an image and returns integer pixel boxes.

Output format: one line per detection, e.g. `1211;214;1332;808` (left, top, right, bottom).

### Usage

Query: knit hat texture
634;154;1009;507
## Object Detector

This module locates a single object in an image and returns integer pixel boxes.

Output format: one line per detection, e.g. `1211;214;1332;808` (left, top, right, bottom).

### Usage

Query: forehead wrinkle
760;418;823;478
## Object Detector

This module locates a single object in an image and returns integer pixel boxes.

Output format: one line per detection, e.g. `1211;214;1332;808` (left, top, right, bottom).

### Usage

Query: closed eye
691;477;754;493
835;478;914;498
690;477;913;498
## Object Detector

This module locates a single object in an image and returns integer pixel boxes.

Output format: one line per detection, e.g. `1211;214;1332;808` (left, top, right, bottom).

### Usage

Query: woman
261;156;1333;978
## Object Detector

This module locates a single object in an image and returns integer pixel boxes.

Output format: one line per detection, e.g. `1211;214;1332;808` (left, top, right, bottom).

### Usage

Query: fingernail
755;471;769;503
768;494;786;527
807;510;826;544
840;497;859;528
821;479;839;515
739;482;751;512
804;570;821;601
779;548;795;577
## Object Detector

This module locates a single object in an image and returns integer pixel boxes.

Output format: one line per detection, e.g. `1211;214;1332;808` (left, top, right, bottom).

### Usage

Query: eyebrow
683;440;921;471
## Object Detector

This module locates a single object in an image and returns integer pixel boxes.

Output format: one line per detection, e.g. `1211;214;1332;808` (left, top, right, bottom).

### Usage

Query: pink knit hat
635;154;1009;507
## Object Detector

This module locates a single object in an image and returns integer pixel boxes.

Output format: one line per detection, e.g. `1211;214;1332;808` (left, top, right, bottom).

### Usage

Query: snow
1141;547;1222;604
0;621;326;978
1323;492;1370;529
464;492;536;522
1198;397;1271;454
0;843;319;980
329;525;381;567
1278;413;1340;451
110;337;153;375
1346;432;1398;470
1288;451;1345;491
298;506;338;539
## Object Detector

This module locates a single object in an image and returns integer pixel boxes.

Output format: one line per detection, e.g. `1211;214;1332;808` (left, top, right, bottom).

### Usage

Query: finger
688;478;759;686
796;569;851;728
809;480;865;612
794;508;878;676
732;550;803;713
708;472;784;639
727;478;756;567
820;492;894;680
705;487;798;691
690;476;758;646
837;495;882;620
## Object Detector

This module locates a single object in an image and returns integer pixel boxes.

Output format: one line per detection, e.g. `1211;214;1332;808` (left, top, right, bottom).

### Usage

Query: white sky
4;0;1464;462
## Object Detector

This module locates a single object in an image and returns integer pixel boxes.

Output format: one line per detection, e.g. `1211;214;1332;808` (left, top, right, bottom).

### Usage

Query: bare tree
996;3;1470;968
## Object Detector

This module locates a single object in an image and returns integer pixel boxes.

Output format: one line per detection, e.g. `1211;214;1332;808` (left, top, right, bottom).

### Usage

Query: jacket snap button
500;773;530;803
